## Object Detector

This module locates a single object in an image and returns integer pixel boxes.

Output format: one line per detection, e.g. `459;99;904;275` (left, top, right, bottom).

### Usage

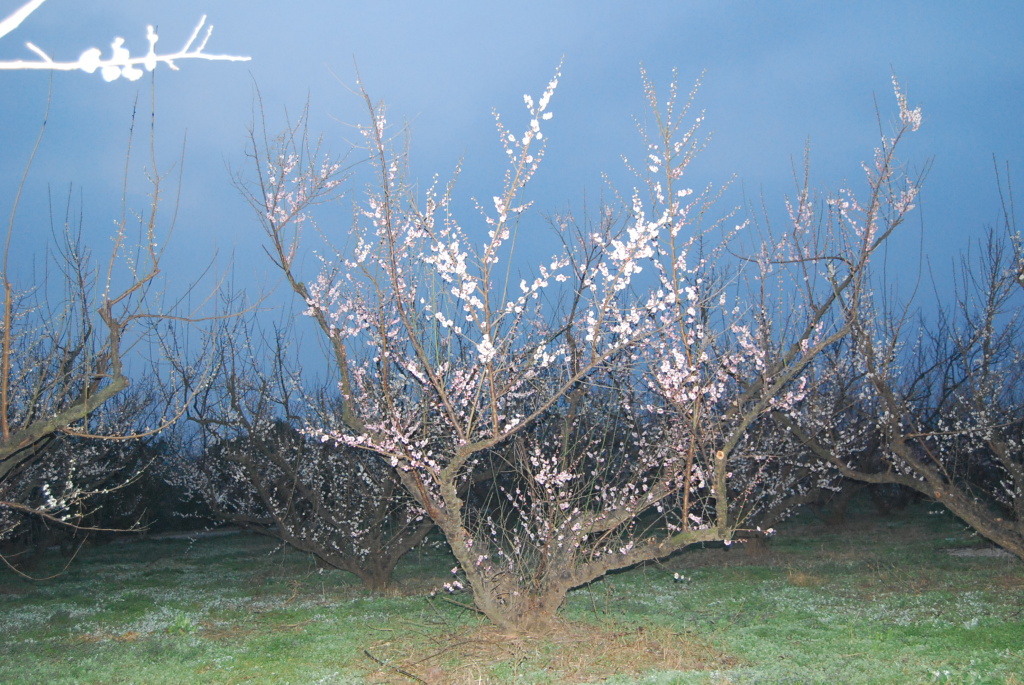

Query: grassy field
0;500;1021;684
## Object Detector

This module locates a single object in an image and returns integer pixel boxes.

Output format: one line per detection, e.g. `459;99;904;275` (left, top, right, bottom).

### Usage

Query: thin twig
363;649;426;684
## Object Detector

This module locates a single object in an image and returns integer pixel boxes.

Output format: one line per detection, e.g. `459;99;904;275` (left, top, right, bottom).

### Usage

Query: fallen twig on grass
363;649;426;683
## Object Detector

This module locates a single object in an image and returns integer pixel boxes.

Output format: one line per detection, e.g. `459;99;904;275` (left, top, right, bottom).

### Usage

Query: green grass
0;502;1021;683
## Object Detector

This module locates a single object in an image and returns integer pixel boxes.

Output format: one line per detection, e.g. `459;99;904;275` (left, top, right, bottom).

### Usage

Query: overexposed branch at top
0;1;249;80
0;0;46;41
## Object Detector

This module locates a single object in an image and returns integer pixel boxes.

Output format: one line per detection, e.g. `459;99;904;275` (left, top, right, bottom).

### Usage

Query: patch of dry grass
363;618;738;684
994;573;1024;590
785;569;825;587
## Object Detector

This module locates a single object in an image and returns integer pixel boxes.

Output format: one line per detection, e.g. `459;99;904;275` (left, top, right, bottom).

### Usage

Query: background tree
0;107;221;569
780;213;1024;559
0;380;186;568
180;310;434;592
0;1;247;570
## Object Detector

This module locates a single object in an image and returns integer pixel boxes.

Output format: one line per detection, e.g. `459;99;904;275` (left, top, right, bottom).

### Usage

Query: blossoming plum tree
240;70;923;632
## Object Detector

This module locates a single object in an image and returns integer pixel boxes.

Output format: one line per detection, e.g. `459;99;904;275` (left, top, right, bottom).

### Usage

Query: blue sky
2;1;1022;306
